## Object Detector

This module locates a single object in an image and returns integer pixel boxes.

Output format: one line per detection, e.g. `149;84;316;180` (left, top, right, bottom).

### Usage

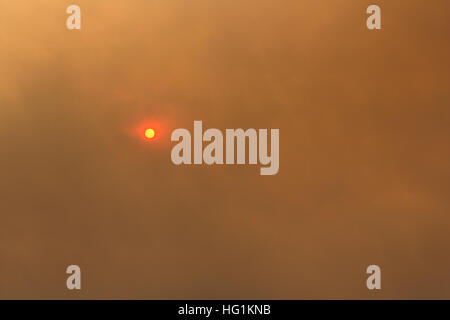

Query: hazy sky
0;0;449;299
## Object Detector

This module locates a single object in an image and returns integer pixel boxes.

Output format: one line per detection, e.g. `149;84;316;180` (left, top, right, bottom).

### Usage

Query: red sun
144;128;156;139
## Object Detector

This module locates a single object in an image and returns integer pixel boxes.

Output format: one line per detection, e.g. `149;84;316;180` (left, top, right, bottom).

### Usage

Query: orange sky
0;0;450;299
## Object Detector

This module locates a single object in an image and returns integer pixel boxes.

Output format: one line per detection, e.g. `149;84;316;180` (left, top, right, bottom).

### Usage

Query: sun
144;128;155;139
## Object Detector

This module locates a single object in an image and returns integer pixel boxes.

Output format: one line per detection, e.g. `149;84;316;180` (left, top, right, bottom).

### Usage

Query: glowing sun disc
144;128;155;139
